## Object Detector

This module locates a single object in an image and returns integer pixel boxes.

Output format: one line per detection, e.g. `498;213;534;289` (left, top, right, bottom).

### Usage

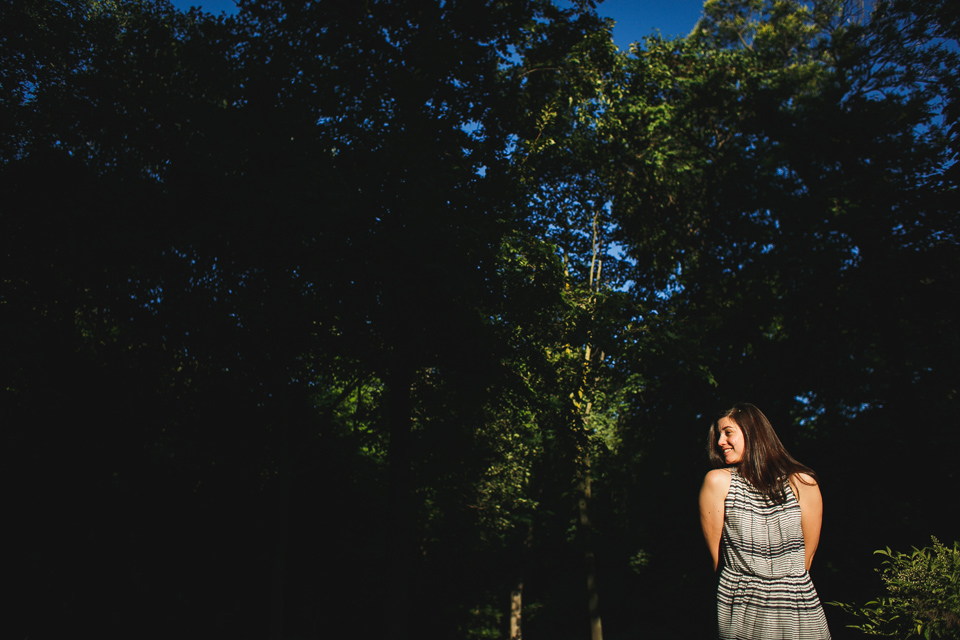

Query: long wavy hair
707;402;818;504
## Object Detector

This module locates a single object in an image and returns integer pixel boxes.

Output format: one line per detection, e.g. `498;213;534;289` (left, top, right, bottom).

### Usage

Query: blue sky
169;0;708;50
598;0;706;47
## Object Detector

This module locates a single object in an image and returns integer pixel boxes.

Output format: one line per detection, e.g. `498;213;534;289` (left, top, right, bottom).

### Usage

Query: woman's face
717;416;745;465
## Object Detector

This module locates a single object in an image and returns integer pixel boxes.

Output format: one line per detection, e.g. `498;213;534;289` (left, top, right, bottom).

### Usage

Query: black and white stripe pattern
717;471;831;640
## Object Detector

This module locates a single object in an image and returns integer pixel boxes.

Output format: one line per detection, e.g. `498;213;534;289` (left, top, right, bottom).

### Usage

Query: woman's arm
699;469;731;572
791;473;823;571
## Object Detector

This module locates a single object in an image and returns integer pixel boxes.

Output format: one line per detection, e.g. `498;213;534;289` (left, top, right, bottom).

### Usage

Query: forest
3;0;958;638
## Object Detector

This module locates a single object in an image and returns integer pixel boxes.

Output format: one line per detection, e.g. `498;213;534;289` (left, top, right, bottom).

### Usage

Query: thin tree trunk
384;364;415;640
268;419;289;640
575;207;606;640
579;453;603;640
510;581;523;640
510;509;535;640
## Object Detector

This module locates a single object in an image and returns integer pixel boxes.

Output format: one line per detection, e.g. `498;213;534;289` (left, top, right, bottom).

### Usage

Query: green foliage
460;602;505;640
831;538;960;639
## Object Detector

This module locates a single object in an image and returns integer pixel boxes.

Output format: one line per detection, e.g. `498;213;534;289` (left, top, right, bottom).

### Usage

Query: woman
699;403;831;640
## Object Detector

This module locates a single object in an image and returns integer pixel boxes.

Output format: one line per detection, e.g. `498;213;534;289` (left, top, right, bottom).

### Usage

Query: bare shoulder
703;468;733;491
789;472;821;501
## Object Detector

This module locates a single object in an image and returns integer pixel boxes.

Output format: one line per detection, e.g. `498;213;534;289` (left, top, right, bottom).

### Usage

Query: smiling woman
699;403;831;640
716;415;744;464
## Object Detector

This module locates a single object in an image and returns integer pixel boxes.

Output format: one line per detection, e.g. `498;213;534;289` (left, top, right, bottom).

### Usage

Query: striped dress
717;470;831;640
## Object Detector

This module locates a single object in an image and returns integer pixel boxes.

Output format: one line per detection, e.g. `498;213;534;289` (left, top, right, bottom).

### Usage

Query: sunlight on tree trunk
510;581;523;640
582;209;605;640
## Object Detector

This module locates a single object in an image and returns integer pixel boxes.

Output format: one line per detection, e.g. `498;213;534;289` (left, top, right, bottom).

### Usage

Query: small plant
830;537;960;639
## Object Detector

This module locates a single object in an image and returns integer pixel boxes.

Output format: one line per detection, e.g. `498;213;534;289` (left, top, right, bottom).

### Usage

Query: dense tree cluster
3;0;957;638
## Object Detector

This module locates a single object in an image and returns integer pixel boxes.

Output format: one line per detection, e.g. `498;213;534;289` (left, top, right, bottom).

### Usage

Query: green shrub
830;537;960;639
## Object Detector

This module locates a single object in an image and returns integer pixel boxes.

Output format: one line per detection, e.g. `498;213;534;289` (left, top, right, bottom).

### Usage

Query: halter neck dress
717;469;831;640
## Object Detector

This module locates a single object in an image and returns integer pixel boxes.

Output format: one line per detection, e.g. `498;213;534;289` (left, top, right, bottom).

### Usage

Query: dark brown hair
707;402;818;504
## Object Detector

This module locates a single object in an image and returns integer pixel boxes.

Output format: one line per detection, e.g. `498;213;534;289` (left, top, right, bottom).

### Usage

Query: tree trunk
384;364;415;640
268;419;290;640
579;454;603;640
510;581;523;640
